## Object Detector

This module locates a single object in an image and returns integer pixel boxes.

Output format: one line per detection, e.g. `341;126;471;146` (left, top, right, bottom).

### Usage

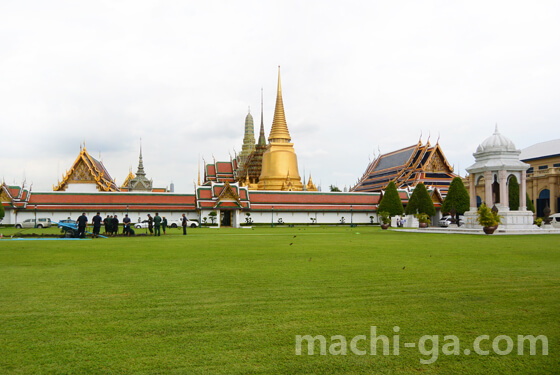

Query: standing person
123;214;131;235
108;215;114;235
92;212;102;238
162;216;167;235
147;214;154;235
113;215;119;235
76;212;88;238
103;215;110;235
182;213;187;236
154;212;162;237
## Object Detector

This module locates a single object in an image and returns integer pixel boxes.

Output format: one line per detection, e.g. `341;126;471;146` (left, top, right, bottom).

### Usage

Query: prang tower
257;67;303;191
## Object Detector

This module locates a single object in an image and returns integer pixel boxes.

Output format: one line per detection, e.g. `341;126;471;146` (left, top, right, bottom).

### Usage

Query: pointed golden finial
197;155;201;186
268;65;291;142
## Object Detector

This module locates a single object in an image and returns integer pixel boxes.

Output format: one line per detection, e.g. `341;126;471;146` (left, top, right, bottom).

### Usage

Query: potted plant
416;213;431;228
535;218;543;227
476;203;502;234
379;211;390;230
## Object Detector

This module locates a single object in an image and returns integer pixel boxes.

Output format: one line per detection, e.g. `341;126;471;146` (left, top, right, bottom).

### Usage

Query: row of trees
377;175;534;222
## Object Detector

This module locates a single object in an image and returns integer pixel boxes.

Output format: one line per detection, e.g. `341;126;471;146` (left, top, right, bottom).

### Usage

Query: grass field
0;226;558;374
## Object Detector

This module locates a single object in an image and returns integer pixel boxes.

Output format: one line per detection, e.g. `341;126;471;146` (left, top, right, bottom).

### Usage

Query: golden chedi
258;67;303;191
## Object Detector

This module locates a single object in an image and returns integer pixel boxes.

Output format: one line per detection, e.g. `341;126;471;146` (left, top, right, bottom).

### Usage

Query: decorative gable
214;181;243;209
54;145;118;192
1;186;12;203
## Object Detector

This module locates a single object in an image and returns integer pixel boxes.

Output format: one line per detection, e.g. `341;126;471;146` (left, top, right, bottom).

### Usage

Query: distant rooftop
520;139;560;161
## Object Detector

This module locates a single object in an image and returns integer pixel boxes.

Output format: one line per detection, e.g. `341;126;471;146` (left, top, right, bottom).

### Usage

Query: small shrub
476;203;502;227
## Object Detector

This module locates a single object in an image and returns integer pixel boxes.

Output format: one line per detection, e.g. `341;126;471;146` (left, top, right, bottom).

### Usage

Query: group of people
146;213;165;236
145;213;189;236
74;212;191;238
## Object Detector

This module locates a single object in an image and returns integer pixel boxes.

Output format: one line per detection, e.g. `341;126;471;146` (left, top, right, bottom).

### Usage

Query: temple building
351;139;457;195
520;139;560;217
204;67;314;192
53;143;119;192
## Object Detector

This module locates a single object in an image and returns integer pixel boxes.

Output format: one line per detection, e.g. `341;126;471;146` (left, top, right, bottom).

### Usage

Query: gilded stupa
257;67;303;191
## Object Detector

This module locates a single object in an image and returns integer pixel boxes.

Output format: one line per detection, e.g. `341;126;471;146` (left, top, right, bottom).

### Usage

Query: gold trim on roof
54;147;118;192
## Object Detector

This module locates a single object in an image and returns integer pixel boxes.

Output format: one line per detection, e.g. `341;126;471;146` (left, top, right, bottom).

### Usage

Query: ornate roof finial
494;123;499;134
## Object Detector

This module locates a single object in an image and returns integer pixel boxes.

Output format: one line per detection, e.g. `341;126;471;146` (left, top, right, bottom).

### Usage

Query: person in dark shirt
182;213;187;236
154;213;162;237
162;216;167;235
123;214;131;235
103;216;109;235
147;214;154;235
92;212;102;238
112;215;119;235
76;212;88;238
108;215;114;235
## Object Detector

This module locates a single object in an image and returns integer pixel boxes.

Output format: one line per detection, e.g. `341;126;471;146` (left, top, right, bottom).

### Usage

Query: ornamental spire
136;139;146;177
268;66;291;142
258;87;266;146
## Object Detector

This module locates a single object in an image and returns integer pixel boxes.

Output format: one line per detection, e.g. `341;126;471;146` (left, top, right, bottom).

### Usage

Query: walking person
92;212;102;238
76;212;88;238
154;212;162;237
182;213;187;235
162;216;167;235
113;215;119;235
147;214;154;235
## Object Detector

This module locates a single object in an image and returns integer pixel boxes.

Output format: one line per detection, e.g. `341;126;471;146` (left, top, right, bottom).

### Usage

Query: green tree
508;175;520;211
442;177;470;218
527;193;536;213
0;202;4;221
405;183;436;216
329;185;341;192
377;181;404;216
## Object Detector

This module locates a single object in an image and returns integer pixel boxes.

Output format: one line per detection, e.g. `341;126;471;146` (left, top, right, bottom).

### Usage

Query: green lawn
0;227;558;374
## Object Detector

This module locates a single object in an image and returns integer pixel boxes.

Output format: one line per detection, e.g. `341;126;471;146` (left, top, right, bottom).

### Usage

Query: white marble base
464;209;535;230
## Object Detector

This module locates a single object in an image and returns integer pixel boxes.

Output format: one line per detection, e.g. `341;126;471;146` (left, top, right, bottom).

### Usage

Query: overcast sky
1;1;559;193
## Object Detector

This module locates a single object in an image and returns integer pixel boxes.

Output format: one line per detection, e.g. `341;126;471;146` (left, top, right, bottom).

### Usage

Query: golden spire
197;156;201;186
268;66;291;142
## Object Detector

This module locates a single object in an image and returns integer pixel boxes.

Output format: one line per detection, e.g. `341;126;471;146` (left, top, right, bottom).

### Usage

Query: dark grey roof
373;146;416;172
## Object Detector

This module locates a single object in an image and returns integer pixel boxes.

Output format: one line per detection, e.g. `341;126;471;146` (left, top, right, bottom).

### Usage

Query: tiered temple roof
204;160;237;184
352;140;457;195
1;183;31;210
54;145;118;192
